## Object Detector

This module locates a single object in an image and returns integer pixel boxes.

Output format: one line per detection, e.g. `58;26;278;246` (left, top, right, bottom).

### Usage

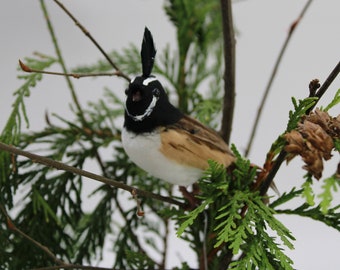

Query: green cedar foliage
1;1;340;269
177;150;295;269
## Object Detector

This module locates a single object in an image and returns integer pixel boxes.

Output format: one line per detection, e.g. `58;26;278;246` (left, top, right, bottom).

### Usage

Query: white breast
121;127;203;185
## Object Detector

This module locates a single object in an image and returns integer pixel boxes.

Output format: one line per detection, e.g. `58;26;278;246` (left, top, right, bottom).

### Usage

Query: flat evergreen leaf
334;139;340;151
125;249;156;269
324;88;340;111
177;198;212;237
72;45;140;75
0;54;57;208
301;176;315;206
31;187;60;224
269;188;303;209
286;97;317;132
276;203;340;232
318;176;339;214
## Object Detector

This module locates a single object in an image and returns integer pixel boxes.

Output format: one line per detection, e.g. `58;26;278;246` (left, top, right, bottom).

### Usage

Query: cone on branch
284;108;340;179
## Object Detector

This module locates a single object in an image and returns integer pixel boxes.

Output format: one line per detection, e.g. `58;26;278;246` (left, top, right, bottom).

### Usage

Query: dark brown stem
53;0;130;81
259;149;287;196
0;142;186;208
114;199;161;267
31;265;114;270
245;0;314;157
40;0;84;123
19;60;120;78
308;60;340;113
160;217;170;270
259;60;340;196
0;204;68;266
40;1;116;179
220;0;236;144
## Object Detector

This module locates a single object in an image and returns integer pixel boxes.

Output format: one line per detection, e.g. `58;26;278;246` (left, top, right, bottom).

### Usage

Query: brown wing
159;115;235;170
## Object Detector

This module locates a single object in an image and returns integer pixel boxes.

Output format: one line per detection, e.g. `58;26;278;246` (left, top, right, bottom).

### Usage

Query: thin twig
40;0;112;178
0;204;68;266
220;0;236;144
259;150;287;196
131;188;145;216
114;198;161;267
259;61;340;196
40;0;84;121
53;0;130;81
245;0;314;157
308;60;340;113
160;217;169;270
19;60;120;79
0;204;120;270
0;142;186;208
159;188;174;270
31;266;114;270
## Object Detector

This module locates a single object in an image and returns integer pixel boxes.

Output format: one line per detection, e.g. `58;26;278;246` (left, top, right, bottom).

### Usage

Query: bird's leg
179;183;200;210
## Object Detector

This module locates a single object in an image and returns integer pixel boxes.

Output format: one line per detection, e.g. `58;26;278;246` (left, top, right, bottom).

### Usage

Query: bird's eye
125;89;129;95
152;88;160;97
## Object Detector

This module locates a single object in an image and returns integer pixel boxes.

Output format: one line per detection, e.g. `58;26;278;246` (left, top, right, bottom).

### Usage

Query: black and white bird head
122;28;236;187
124;27;182;133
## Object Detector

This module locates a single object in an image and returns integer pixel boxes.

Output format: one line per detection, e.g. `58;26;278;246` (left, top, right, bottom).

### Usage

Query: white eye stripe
142;77;157;86
125;94;159;122
130;76;157;86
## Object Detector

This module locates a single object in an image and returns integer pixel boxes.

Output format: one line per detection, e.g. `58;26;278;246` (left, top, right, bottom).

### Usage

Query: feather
159;116;236;170
141;27;156;77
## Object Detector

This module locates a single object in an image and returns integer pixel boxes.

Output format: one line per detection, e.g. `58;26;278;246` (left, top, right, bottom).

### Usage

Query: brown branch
0;204;68;267
259;61;340;196
39;0;120;180
245;0;314;157
0;142;186;208
19;60;120;79
309;60;340;112
114;197;162;268
220;0;236;144
40;0;84;122
160;217;170;270
31;265;116;270
53;0;130;82
0;203;121;270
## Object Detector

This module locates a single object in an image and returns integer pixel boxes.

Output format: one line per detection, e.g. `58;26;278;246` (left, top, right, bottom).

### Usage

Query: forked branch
1;201;117;269
53;0;130;81
0;142;186;208
259;61;340;196
0;204;68;267
19;60;120;79
245;0;314;157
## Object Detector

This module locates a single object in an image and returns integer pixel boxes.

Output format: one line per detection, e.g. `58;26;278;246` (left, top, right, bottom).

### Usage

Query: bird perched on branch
122;27;235;186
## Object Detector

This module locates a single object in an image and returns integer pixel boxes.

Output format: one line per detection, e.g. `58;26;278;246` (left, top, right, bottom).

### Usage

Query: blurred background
1;0;339;269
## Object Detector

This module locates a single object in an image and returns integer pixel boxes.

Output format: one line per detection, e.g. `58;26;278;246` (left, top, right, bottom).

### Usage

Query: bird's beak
132;90;142;102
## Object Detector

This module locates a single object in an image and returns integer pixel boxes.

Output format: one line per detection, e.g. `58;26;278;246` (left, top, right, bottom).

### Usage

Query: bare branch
19;60;120;79
39;0;84;120
259;60;340;196
220;0;236;144
0;204;68;266
0;203;126;269
0;142;186;208
311;61;340;110
31;265;115;270
39;0;118;179
245;0;314;157
53;0;130;81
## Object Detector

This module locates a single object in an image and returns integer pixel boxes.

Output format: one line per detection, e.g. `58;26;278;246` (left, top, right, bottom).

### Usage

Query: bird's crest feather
141;27;156;77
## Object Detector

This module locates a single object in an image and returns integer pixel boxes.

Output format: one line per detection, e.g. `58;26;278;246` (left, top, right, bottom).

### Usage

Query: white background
1;0;340;269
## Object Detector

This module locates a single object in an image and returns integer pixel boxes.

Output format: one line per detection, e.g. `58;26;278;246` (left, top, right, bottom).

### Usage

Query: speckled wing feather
159;115;235;170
